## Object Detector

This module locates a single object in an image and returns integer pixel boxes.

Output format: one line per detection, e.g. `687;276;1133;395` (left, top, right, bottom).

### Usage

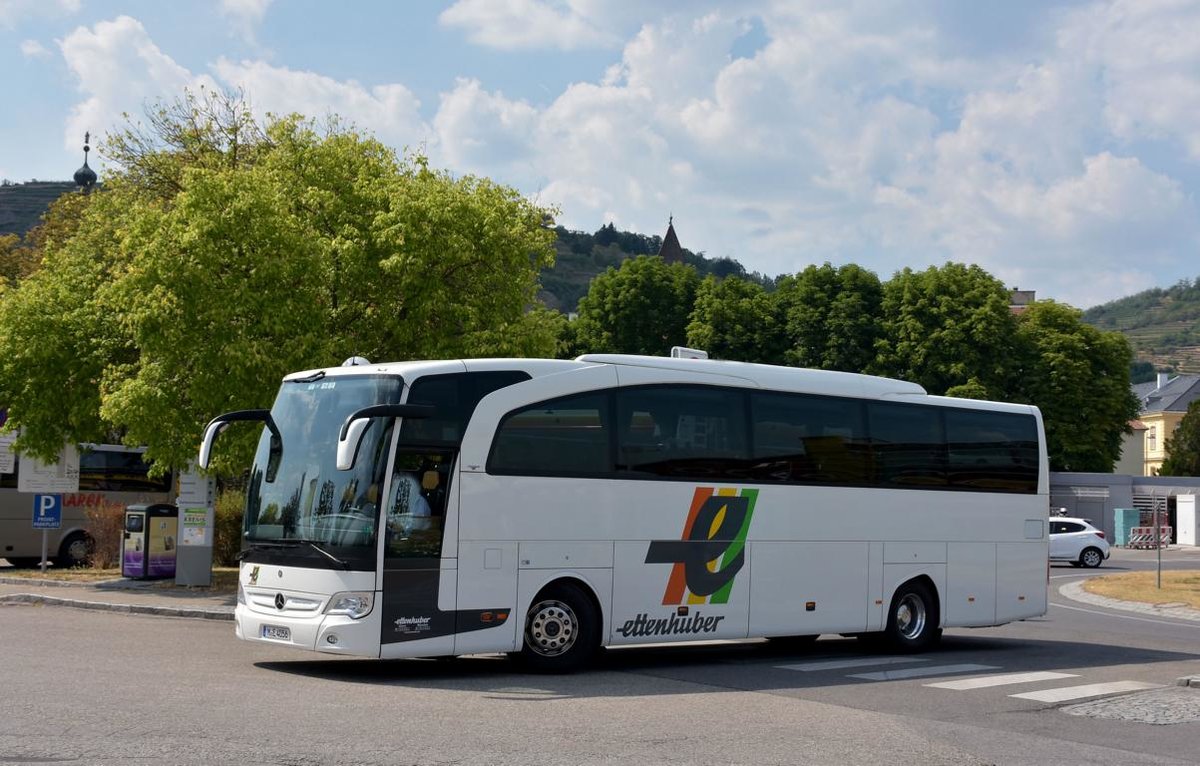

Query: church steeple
657;215;683;264
73;131;97;192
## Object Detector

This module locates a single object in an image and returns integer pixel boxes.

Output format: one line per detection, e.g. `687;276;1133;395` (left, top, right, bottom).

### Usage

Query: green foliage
1009;301;1138;472
0;90;557;472
687;275;786;363
776;263;883;372
1130;360;1159;384
213;488;246;566
1159;400;1200;476
875;263;1016;394
945;378;991;400
573;256;699;356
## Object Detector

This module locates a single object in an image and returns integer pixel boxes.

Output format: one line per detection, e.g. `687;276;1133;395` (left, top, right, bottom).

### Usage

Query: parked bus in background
202;353;1049;672
0;444;173;567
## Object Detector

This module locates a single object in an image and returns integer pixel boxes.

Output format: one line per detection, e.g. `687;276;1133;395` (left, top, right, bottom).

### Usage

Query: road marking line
924;671;1079;690
776;657;928;672
1009;681;1162;702
1051;601;1200;628
849;663;999;681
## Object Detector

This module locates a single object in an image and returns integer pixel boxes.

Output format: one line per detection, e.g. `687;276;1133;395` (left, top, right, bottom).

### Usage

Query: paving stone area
1062;687;1200;725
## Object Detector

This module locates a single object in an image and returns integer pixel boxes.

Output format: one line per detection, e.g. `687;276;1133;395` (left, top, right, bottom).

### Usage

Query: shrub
83;499;126;569
213;488;245;567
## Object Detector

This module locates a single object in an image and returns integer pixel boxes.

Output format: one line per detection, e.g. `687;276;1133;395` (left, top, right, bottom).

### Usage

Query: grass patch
1083;570;1200;609
0;567;121;582
2;565;239;594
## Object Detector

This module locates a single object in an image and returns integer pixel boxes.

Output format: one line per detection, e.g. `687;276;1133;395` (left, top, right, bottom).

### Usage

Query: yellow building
1135;373;1200;476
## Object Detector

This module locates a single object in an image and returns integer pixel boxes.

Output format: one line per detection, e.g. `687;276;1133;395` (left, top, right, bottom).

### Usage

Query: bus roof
280;354;1036;415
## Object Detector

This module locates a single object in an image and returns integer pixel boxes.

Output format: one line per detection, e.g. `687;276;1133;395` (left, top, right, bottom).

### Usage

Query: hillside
539;223;770;312
0;181;76;238
1082;278;1200;374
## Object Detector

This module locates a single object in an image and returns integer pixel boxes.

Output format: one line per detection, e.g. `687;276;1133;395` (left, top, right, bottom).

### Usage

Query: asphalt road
1;550;1198;766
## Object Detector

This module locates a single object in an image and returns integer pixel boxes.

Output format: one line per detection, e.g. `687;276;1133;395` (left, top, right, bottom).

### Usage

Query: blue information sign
32;494;62;530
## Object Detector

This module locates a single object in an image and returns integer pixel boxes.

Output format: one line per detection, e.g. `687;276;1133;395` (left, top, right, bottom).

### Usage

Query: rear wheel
1079;547;1104;568
518;582;600;673
55;533;93;568
884;581;941;652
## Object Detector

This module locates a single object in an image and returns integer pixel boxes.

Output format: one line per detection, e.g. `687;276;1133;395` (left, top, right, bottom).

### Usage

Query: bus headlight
324;591;373;619
237;582;246;605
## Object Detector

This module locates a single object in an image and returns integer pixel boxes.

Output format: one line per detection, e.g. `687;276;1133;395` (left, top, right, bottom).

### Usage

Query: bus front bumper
235;601;382;657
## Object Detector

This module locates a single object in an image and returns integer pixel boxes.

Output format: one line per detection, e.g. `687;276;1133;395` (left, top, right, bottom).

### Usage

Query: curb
1059;580;1200;622
0;592;234;621
0;575;132;588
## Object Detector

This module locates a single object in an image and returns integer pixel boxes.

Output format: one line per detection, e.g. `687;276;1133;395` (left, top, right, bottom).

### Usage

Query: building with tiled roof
1135;372;1200;475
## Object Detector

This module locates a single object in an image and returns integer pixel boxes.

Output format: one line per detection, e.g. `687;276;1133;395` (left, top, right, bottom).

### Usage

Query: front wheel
1079;547;1104;568
518;582;600;673
884;581;941;652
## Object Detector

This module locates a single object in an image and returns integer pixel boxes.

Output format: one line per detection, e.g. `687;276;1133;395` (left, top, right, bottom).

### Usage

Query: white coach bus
200;353;1049;671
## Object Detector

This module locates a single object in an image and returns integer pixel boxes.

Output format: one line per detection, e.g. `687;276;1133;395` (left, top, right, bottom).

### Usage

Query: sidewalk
0;575;235;620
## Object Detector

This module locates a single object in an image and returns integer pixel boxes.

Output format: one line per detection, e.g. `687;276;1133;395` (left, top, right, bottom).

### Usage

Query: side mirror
198;409;282;481
336;404;435;471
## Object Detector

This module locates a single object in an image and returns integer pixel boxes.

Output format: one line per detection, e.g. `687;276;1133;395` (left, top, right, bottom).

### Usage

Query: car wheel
55;533;93;568
1079;547;1104;569
884;581;942;652
518;582;600;673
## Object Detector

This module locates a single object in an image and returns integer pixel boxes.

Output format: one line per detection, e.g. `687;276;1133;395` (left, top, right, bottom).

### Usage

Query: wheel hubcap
66;539;90;566
1084;550;1101;566
896;594;926;640
526;599;577;657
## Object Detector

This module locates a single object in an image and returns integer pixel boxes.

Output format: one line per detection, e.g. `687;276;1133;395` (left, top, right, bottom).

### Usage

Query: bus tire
884;580;941;652
518;582;599;673
55;532;93;569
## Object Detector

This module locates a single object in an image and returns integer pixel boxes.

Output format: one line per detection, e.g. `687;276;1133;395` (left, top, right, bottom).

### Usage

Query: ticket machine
122;503;178;579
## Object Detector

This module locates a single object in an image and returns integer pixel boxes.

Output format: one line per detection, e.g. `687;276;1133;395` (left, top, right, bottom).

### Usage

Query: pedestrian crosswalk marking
924;671;1079;690
776;656;928;672
849;663;999;681
1009;681;1162;703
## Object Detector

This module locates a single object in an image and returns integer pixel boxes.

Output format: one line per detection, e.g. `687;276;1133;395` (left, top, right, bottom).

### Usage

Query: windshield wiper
239;539;349;569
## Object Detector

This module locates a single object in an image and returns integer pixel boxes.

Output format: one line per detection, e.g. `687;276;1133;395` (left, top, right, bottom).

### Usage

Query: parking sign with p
33;494;62;529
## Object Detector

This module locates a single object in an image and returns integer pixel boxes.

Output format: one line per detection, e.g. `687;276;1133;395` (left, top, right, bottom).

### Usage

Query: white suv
1049;517;1110;568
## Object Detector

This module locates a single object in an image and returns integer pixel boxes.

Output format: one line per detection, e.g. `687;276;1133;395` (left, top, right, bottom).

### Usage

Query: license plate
261;625;291;641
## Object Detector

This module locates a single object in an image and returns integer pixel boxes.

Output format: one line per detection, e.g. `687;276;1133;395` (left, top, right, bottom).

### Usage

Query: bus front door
378;449;457;658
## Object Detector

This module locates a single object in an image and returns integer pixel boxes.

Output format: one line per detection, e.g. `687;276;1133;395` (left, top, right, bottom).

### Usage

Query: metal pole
40;529;48;574
1156;493;1163;590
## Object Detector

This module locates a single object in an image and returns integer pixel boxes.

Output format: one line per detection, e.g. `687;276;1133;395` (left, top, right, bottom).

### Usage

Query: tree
573;255;699;356
874;263;1016;394
776;263;883;372
1159;400;1200;476
686;275;786;363
1009;301;1138;472
0;89;557;473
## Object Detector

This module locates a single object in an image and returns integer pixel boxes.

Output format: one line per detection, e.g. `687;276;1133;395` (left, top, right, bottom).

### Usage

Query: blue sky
3;0;1199;309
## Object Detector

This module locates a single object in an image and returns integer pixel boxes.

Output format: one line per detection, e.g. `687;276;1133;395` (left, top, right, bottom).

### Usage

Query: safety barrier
1125;527;1172;549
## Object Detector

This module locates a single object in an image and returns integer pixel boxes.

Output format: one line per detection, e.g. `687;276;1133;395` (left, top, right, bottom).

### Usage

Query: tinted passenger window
616;386;749;480
489;392;611;476
400;371;530;445
78;450;171;492
869;403;946;487
945;409;1038;493
750;392;870;484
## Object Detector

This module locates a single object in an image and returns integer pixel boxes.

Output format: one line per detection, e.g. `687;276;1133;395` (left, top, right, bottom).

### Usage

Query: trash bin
122;503;178;579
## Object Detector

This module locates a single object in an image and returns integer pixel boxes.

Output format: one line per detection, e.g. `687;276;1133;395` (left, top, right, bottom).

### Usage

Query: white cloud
219;0;273;44
213;58;430;150
58;16;215;155
439;0;620;51
19;39;49;58
0;0;80;30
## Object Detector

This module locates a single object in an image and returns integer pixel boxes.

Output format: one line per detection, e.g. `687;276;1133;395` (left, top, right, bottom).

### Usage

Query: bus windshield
244;374;402;568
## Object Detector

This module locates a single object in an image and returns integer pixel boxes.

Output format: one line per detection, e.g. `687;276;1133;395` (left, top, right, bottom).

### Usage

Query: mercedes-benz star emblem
274;593;285;610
